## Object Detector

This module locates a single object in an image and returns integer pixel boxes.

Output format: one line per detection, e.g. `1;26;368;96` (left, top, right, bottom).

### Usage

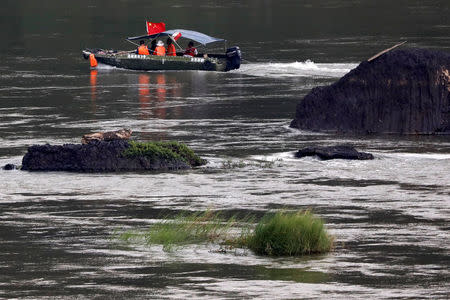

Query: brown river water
0;1;449;298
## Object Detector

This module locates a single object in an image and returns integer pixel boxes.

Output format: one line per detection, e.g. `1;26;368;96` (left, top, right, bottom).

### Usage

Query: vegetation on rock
122;141;206;166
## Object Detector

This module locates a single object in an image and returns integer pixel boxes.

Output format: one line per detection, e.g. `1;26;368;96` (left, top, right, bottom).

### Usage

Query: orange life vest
166;44;176;56
154;46;166;56
138;45;150;55
89;53;98;67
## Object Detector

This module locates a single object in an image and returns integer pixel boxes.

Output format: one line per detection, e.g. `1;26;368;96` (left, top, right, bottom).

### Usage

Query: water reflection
138;73;150;119
137;73;168;120
89;69;97;113
137;73;185;141
155;74;167;119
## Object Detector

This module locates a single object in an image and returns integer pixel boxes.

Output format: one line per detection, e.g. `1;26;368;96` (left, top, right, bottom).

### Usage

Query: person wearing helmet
154;40;166;56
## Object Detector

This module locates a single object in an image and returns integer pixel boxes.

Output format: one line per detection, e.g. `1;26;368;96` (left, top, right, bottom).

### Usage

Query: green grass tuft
245;210;334;256
117;209;333;256
118;210;245;251
221;158;283;169
122;141;206;166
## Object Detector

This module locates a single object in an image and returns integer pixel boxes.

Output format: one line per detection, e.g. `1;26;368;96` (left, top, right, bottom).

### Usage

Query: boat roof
127;29;225;46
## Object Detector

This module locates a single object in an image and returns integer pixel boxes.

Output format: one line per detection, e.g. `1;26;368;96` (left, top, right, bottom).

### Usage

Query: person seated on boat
150;40;157;54
184;41;198;57
136;40;150;55
166;38;176;56
154;40;166;56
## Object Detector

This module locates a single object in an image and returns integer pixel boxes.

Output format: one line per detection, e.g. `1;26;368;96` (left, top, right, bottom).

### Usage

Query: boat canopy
127;29;225;46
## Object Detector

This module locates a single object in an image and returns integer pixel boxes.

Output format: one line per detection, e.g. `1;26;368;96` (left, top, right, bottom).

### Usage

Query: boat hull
83;48;241;72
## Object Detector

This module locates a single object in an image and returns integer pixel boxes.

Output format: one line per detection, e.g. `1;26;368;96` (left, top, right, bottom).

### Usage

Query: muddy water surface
1;1;449;299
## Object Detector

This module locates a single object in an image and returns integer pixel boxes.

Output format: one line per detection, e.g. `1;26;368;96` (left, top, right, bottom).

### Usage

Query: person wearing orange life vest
154;40;166;56
136;40;150;55
166;38;176;56
184;41;198;57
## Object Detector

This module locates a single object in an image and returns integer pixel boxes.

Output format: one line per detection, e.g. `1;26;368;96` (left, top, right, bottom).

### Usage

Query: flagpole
171;36;184;52
126;39;140;47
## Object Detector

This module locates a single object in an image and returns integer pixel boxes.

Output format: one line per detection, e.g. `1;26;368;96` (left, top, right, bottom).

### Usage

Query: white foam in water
388;152;450;160
96;63;118;70
234;60;358;78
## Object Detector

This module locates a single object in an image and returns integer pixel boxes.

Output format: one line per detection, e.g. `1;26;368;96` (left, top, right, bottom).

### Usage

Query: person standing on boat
184;41;198;57
154;40;166;56
166;38;176;56
137;40;150;55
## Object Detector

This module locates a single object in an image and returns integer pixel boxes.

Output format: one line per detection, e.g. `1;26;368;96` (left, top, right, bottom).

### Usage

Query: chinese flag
146;21;166;35
172;32;182;41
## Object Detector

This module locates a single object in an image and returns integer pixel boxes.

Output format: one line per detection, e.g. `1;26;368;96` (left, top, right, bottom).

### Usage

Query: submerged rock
2;164;17;170
290;48;450;134
295;145;374;160
21;140;206;172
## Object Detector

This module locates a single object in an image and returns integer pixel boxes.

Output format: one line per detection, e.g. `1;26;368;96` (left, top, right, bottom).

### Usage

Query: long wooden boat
82;29;241;72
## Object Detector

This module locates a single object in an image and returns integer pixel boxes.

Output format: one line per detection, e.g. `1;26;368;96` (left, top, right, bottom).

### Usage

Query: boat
82;29;241;72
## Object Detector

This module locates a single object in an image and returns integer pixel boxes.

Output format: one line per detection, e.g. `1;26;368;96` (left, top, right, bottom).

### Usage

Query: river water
1;1;449;299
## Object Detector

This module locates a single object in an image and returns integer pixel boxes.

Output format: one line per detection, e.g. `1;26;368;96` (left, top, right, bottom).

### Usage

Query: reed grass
221;158;283;169
117;209;333;256
245;210;334;256
118;210;245;251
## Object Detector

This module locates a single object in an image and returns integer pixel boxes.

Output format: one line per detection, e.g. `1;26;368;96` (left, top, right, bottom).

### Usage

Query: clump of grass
118;210;243;251
245;210;334;256
122;141;206;166
221;158;283;169
117;209;333;256
221;159;247;169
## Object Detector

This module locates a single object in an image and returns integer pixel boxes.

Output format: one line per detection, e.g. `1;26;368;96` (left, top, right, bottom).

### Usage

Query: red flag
146;21;166;35
172;32;182;41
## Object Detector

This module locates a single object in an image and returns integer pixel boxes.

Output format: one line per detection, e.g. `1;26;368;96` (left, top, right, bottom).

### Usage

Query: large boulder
21;140;206;172
290;48;450;134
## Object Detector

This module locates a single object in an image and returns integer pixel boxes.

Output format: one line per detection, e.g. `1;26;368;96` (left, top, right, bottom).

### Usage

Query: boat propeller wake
233;60;358;78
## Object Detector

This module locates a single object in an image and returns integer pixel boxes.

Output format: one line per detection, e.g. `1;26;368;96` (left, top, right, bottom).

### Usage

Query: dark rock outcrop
295;145;374;160
290;48;450;134
2;164;17;170
21;140;205;172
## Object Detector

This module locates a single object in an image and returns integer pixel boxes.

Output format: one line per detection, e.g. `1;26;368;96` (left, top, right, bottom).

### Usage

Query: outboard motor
225;46;241;71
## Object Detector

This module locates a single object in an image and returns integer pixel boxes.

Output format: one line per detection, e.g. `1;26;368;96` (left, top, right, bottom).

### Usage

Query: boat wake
233;60;358;78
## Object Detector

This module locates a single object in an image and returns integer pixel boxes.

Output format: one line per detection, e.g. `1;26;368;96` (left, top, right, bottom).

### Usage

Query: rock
21;140;206;172
290;48;450;134
2;164;17;170
81;128;132;144
295;145;374;160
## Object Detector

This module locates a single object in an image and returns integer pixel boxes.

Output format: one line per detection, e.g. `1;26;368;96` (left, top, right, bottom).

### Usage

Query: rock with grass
295;145;374;160
21;140;206;172
290;48;450;134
